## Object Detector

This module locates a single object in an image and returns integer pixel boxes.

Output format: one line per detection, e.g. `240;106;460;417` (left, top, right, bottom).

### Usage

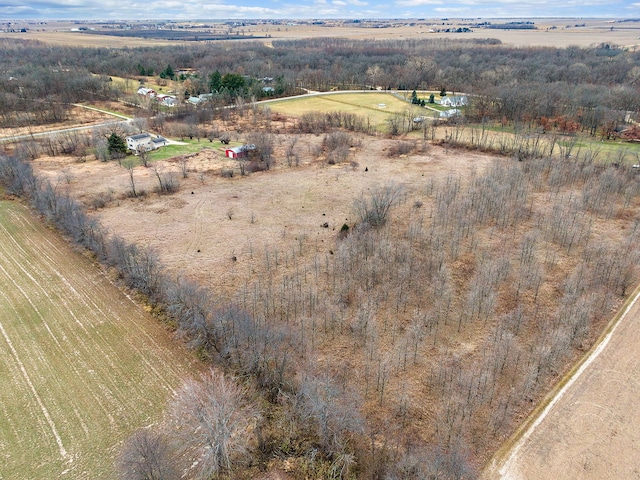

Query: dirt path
484;284;640;479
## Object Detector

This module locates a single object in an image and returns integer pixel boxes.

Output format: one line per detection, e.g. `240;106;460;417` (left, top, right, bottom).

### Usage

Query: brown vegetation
7;107;640;478
2;31;640;479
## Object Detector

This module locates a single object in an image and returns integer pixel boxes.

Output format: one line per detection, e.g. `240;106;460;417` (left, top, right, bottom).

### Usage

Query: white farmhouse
126;133;168;154
439;95;468;107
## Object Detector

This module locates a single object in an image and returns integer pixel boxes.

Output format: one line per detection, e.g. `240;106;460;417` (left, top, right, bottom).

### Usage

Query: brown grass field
0;199;202;479
1;18;639;49
34;132;492;298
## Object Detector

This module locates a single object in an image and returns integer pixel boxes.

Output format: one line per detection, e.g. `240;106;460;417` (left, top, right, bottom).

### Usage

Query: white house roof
127;133;152;141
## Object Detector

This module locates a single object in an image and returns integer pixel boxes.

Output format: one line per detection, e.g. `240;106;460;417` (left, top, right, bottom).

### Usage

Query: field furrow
0;200;201;479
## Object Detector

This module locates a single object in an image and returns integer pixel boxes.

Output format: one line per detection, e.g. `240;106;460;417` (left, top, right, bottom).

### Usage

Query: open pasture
266;91;430;130
0;200;200;479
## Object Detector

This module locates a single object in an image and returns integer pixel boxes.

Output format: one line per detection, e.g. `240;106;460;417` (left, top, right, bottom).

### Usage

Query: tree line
1;37;638;134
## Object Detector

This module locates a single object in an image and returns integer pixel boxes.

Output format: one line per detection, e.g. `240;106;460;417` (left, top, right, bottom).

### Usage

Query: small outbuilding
137;87;156;97
439;108;461;119
225;144;256;159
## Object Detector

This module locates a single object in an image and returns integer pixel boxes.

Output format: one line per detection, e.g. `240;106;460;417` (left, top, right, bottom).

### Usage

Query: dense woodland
2;36;640;480
1;37;639;131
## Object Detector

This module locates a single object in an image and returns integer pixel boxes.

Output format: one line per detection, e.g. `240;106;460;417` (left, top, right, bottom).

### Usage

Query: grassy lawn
266;92;436;131
0;200;200;479
149;140;227;162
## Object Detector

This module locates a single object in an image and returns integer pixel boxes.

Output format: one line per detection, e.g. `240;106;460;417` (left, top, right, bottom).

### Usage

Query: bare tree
178;156;189;179
132;117;149;134
138;146;150;168
168;369;261;480
246;131;275;170
122;158;138;198
151;162;179;194
286;136;299;167
297;371;363;458
118;428;177;480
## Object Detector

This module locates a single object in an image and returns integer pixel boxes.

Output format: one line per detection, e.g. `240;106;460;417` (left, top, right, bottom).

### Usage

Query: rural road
483;283;640;479
0;104;133;144
0;105;184;146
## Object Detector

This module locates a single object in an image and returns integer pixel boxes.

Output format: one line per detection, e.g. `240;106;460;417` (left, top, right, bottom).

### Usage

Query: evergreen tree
209;70;222;92
107;133;127;159
160;64;175;80
220;73;245;94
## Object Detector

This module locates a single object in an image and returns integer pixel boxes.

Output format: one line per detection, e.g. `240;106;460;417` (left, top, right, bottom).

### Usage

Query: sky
2;0;640;21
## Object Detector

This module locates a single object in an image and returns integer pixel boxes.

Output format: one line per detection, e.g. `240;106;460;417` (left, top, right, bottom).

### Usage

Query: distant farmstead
439;108;462;119
137;87;156;97
138;87;176;107
126;133;168;154
439;95;468;107
155;93;177;107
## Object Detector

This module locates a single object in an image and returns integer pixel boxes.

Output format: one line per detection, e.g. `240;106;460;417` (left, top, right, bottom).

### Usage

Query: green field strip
0;201;201;479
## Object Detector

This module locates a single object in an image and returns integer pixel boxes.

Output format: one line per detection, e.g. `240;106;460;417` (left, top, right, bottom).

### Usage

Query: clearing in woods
265;91;433;130
0;199;200;479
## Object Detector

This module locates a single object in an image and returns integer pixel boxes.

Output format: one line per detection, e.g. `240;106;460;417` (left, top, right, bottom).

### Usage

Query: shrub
387;140;415;157
353;184;402;228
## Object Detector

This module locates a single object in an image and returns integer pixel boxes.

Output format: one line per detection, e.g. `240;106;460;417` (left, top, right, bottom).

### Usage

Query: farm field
0;200;201;480
1;18;639;49
484;283;640;479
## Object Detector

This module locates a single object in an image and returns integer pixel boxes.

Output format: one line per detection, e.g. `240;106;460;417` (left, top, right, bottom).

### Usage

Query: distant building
439;95;468;107
126;133;168;154
188;93;214;105
155;94;177;107
137;87;156;97
439;108;461;119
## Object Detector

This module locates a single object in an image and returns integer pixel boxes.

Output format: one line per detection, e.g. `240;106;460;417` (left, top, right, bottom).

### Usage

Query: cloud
0;0;630;20
395;0;442;5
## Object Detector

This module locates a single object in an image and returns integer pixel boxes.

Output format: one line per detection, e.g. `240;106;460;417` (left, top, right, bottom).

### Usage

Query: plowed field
0;200;200;479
